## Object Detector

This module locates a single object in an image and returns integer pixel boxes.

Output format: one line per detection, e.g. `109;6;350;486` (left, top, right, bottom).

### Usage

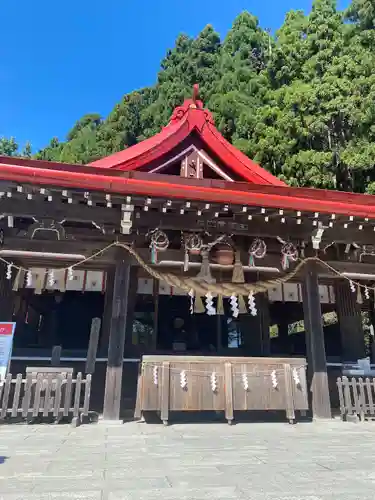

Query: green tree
21;141;32;158
0;137;19;156
24;2;375;195
209;12;270;143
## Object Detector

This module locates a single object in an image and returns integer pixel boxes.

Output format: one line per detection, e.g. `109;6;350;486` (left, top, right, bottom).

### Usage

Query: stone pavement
0;419;374;499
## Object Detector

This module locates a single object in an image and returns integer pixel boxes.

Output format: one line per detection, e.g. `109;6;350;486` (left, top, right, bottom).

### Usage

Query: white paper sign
0;323;16;381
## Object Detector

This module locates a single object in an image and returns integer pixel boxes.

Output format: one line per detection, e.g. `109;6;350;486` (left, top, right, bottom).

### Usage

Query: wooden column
103;252;131;421
124;266;139;347
99;267;115;353
0;262;14;321
302;261;331;419
240;292;270;355
151;278;159;350
335;280;365;362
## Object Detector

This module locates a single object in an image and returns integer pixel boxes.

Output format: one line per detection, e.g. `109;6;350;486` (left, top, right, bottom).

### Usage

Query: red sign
0;324;14;335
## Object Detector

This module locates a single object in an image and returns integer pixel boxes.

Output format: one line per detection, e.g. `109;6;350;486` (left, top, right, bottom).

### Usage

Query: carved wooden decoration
180;150;203;179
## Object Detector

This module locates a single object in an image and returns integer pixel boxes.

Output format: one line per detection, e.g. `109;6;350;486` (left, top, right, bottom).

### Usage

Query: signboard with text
0;323;16;381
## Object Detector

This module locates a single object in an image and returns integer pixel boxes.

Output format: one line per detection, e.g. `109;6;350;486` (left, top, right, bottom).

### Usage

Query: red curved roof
89;97;285;187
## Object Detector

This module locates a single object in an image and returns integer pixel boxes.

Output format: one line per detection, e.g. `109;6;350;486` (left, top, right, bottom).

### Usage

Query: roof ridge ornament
168;84;215;127
191;84;199;109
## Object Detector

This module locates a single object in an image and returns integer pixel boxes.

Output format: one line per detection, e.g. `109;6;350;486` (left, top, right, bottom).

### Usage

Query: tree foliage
6;0;375;193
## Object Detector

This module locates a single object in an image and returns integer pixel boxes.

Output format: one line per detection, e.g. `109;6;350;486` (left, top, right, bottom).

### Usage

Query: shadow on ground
140;410;313;425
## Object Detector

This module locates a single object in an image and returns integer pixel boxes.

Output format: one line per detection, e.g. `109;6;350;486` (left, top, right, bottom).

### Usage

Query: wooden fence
337;376;375;421
0;372;92;426
135;355;308;425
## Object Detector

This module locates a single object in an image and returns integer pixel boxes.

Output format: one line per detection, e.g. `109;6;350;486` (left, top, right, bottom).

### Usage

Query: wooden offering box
135;355;308;425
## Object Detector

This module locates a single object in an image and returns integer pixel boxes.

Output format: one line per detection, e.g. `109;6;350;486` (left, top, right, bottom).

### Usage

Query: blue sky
1;0;350;152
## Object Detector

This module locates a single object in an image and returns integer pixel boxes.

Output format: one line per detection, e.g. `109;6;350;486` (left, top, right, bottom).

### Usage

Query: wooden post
335;280;365;362
85;317;101;374
0;262;14;322
125;266;139;347
99;267;115;353
216;315;222;353
152;278;159;350
302;261;331;419
102;252;131;421
51;345;61;366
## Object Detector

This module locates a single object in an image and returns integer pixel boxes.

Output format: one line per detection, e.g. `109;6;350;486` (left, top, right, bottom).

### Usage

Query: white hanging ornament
67;267;74;281
271;370;278;389
47;270;55;287
365;286;370;300
205;292;216;315
242;373;249;391
281;242;298;270
230;294;239;318
183;233;203;272
180;370;187;390
188;289;195;315
210;372;217;392
292;368;300;386
248;291;257;317
152;366;158;386
248;238;267;267
149;229;169;264
26;270;32;287
349;280;356;293
6;263;12;280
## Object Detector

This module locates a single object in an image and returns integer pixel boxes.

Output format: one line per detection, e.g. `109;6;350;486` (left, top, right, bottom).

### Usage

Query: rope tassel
238;295;247;314
232;250;245;283
216;294;224;315
194;295;205;314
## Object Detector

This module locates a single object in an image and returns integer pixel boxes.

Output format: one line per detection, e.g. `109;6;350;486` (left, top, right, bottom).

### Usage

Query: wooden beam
133;210;375;244
0;198;120;224
302;261;331;419
103;251;131;421
1;238;118;263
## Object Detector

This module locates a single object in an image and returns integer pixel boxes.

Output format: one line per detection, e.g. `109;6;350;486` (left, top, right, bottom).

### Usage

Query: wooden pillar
103;252;131;421
302;261;331;419
124;266;139;347
100;267;115;353
335;280;365;362
0;262;14;321
152;278;159;350
240;292;270;355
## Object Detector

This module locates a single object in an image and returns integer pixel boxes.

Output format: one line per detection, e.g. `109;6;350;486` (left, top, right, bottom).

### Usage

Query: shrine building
1;88;375;421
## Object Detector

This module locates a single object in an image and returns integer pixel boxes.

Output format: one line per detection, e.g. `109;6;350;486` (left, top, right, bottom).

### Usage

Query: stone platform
0;419;374;499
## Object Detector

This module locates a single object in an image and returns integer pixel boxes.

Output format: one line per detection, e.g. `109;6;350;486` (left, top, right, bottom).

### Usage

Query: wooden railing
337;376;375;421
135;355;308;425
0;372;92;426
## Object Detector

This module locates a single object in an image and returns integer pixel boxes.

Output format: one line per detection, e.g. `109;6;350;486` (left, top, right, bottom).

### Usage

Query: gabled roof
89;88;285;187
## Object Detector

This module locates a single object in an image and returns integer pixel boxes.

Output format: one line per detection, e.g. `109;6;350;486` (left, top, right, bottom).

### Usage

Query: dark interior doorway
13;290;105;352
